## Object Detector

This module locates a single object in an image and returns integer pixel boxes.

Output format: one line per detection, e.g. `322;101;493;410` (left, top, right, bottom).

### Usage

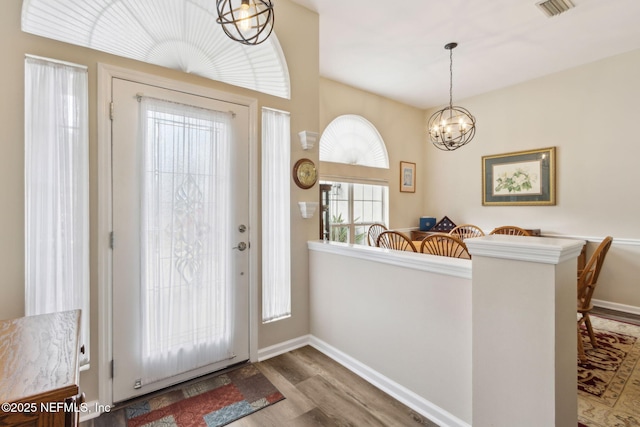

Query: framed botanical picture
400;161;416;193
482;147;556;206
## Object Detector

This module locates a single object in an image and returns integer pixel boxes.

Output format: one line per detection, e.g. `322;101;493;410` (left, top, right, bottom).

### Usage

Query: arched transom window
319;115;389;168
21;0;290;99
319;115;389;245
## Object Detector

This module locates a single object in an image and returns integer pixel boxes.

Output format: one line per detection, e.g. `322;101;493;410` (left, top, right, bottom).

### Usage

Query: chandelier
216;0;274;46
428;43;476;151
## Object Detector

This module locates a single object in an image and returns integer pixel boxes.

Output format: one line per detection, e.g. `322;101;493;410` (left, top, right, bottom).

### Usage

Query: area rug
578;316;640;427
124;364;285;427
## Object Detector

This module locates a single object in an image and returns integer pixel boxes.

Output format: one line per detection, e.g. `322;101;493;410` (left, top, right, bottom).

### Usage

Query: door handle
233;242;248;251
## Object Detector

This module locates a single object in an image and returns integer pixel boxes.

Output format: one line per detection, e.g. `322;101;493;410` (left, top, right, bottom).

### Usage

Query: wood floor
81;345;437;427
83;308;640;427
592;306;640;326
228;346;435;427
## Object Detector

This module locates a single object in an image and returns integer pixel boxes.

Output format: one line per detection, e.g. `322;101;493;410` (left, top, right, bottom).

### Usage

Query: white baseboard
593;299;640;316
257;334;468;427
308;337;470;427
257;334;311;361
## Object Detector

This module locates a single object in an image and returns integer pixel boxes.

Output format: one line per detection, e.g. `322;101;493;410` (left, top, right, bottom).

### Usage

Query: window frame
321;178;389;245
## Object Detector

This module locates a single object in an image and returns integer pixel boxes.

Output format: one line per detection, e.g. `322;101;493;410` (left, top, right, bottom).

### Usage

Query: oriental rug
578;316;640;427
123;364;284;427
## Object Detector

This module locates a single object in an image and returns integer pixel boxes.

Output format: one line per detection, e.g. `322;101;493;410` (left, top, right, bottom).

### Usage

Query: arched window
319;115;389;168
21;0;290;99
319;115;389;244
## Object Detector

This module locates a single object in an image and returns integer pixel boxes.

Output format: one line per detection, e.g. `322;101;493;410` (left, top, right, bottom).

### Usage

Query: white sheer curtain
139;96;234;385
24;56;90;365
261;108;291;322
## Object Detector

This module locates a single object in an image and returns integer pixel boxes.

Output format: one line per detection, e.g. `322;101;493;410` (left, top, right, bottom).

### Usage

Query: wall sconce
298;202;319;219
298;131;318;150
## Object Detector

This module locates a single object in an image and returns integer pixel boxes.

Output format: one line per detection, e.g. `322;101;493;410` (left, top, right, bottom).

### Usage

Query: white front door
111;78;250;402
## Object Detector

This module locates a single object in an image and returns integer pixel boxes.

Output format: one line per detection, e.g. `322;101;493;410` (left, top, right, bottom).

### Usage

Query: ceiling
287;0;640;109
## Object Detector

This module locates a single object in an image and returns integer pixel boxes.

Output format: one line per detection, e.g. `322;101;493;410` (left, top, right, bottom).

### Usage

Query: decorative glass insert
138;96;234;384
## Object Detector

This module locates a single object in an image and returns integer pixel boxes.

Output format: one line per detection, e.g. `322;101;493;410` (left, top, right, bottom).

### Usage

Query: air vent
536;0;575;17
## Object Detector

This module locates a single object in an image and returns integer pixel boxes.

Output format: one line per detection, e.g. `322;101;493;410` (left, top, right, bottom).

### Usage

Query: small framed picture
400;161;416;193
482;147;556;206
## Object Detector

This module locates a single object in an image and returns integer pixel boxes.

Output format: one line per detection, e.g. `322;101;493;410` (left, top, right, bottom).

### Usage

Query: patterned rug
124;364;284;427
578;316;640;427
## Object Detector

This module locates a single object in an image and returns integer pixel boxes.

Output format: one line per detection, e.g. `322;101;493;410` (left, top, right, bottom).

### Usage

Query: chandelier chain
449;47;453;109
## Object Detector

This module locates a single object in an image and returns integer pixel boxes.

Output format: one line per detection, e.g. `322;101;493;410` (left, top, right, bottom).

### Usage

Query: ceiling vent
536;0;575;17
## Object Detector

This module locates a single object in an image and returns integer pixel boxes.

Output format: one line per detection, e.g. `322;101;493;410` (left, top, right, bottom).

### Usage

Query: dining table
410;240;472;260
409;228;585;266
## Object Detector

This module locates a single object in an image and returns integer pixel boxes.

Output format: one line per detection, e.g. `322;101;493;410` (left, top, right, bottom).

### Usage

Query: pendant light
428;43;476;151
216;0;274;46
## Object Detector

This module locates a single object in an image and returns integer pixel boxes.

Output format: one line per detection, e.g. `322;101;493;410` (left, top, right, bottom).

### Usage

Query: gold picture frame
400;161;416;193
482;147;556;206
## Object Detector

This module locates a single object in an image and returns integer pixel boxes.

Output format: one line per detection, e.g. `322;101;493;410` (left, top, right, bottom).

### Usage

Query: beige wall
318;49;640;309
319;78;426;229
423;48;640;308
0;0;318;403
309;243;472;425
424;49;640;235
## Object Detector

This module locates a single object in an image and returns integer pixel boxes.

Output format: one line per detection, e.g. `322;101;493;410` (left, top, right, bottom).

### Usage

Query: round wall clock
293;158;317;189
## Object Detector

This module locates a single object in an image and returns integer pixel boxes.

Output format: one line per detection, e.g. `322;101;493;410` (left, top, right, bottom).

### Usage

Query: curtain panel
24;56;90;365
261;108;291;323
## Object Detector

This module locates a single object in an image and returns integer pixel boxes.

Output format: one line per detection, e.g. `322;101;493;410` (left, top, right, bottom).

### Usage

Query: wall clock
293;158;317;189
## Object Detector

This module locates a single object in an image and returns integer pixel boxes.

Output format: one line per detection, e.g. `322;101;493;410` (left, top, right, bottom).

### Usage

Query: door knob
234;242;247;251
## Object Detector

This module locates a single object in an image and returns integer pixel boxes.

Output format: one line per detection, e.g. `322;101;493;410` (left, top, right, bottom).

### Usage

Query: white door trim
96;63;259;407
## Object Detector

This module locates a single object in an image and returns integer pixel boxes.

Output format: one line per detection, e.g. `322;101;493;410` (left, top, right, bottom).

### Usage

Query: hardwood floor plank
227;362;317;426
592;306;640;326
296;374;390;427
290;346;436;427
226;400;295;427
261;350;320;385
288;407;340;426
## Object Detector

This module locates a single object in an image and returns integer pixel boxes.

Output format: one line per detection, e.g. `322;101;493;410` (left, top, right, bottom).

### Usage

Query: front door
111;78;250;402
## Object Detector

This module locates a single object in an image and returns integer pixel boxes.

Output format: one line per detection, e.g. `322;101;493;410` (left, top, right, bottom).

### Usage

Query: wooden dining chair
377;230;417;252
577;236;613;363
489;226;532;236
419;234;471;259
449;224;485;241
367;223;388;246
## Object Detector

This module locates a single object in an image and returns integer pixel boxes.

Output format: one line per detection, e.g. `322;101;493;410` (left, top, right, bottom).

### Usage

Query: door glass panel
139;97;234;385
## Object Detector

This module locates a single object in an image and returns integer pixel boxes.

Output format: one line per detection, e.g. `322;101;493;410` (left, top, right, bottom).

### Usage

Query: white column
466;235;584;427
